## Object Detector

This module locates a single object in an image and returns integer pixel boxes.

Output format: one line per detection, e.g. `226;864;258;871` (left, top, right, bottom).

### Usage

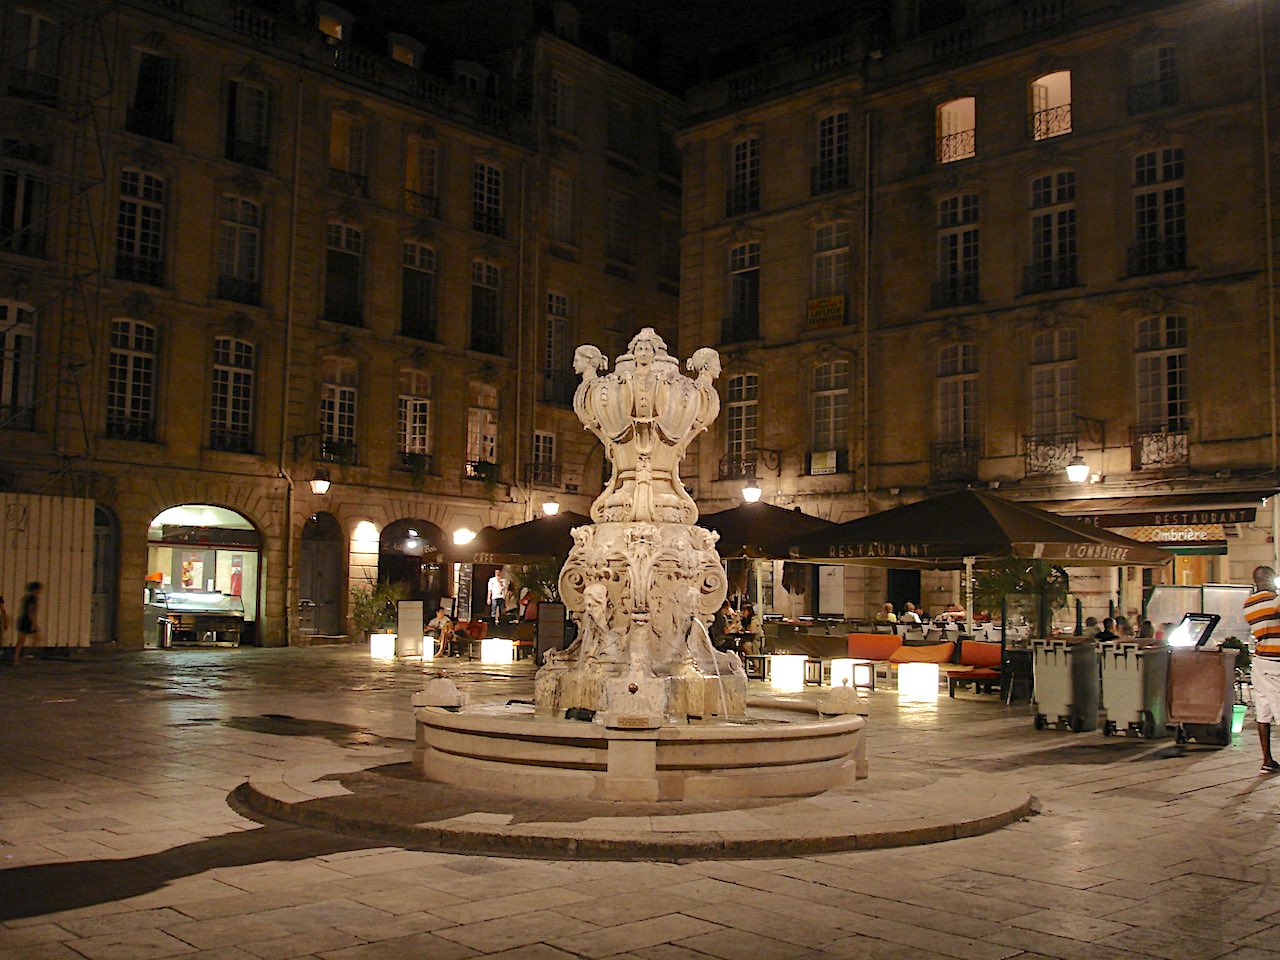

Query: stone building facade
679;0;1279;623
0;0;680;647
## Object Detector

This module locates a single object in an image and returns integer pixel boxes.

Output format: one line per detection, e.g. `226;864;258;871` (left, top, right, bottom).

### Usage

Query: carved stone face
633;339;655;366
573;347;595;376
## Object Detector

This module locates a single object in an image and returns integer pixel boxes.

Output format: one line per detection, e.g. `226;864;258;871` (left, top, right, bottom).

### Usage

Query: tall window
1029;71;1071;140
727;137;760;216
115;169;166;285
550;75;575;132
725;373;758;477
328;112;366;194
936;97;975;163
659;215;680;281
323;223;363;325
936;194;979;306
226;80;269;167
4;11;59;103
811;360;849;453
1030;329;1077;435
397;369;432;469
1027;172;1076;291
532;430;557;485
0;302;35;429
320;356;357;462
1;142;50;257
405;138;438;217
1130;148;1185;274
216;195;262;304
107;318;157;441
936;343;978;442
209;337;255;453
607;100;631;155
725;242;760;343
1129;45;1178;113
605;192;632;264
548;172;575;245
813;222;849;300
1136;316;1188;431
466;383;498;474
399;242;437;341
472;161;503;235
126;52;175;141
470;259;502;354
813;111;849;193
543;292;571;405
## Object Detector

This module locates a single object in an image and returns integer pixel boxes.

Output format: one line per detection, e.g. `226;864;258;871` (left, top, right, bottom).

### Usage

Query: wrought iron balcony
931;275;980;309
106;416;156;443
718;453;758;481
526;462;561;488
209;428;255;454
725;184;759;217
216;276;261;305
720;314;759;344
1029;102;1071;140
465;459;498;482
540;370;576;407
0;404;35;431
115;253;165;286
1127;239;1186;276
322;302;362;326
125;108;174;142
404;189;439;218
931;439;979;482
319;438;357;464
1131;427;1189;470
1126;77;1178;114
395;450;432;474
936;128;975;163
0;228;47;259
1023;431;1077;477
6;67;59;104
810;163;850;195
226;138;268;168
472;211;504;236
327;168;367;196
469;330;503;355
1022;260;1077;293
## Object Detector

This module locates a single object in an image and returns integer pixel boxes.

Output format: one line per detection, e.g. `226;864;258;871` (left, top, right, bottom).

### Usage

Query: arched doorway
300;512;344;635
378;519;446;616
92;506;119;645
145;504;262;647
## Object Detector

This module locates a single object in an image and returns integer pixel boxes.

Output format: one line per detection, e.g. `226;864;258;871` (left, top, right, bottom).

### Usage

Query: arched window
936;97;975;162
1028;71;1071;139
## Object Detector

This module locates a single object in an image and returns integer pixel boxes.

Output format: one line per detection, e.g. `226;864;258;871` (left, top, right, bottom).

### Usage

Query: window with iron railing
6;11;60;104
401;243;437;340
1128;46;1178;114
724;242;760;342
209;337;255;453
0;301;36;430
405;138;438;215
935;195;979;307
1028;71;1071;140
1130;147;1185;275
1;154;49;258
320;356;357;462
115;169;166;286
727;137;760;215
936;97;975;163
725;374;758;471
226;80;269;168
127;52;176;142
107;318;157;442
216;195;262;305
1026;171;1076;293
472;162;503;236
397;369;432;467
323;223;363;325
470;260;502;354
812;111;849;194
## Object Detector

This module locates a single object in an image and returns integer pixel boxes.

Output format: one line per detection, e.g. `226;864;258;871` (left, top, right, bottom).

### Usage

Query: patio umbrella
470;511;592;564
697;502;834;559
785;490;1170;628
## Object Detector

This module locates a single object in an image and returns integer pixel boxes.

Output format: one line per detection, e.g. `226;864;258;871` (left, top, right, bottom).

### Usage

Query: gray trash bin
1099;642;1170;738
1032;639;1099;732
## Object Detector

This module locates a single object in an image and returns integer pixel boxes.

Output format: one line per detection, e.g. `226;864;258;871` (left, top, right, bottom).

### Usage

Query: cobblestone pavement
1;646;1278;960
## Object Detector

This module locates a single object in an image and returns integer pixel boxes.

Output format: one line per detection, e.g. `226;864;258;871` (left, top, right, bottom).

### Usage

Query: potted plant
974;559;1069;638
350;580;408;639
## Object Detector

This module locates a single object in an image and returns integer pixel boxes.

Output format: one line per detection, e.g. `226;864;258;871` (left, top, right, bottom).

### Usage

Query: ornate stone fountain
413;330;866;801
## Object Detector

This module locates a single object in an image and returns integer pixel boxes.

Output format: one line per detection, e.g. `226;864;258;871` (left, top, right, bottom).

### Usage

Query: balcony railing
1131;427;1189;470
125;108;174;142
226;138;268;169
936;128;975;163
1029;102;1071;140
1024;431;1077;477
1127;239;1186;276
931;275;980;308
404;189;439;218
323;302;363;326
1022;260;1077;293
115;253;165;286
469;330;503;355
319;438;357;464
718;452;758;481
540;370;576;407
0;228;47;259
0;404;35;431
106;416;156;443
465;459;498;482
216;275;261;305
327;168;367;196
473;210;504;236
7;66;59;104
721;314;759;345
526;462;561;488
1126;77;1179;114
725;184;759;217
395;450;432;474
231;4;278;42
931;439;979;481
209;428;255;454
810;163;850;195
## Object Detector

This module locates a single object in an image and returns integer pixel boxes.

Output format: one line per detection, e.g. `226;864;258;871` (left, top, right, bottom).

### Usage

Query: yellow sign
807;295;845;329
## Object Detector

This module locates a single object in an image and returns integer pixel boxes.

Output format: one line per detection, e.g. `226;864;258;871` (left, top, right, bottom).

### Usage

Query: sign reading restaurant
1076;507;1256;528
826;542;934;559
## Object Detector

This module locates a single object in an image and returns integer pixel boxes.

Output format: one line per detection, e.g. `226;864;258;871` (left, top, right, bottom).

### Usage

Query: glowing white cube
770;654;807;691
480;637;514;663
831;658;874;689
369;633;397;659
898;662;940;702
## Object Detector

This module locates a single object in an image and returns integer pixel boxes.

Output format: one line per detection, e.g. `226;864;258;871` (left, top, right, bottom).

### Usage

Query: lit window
1029;71;1071;140
936;97;975;163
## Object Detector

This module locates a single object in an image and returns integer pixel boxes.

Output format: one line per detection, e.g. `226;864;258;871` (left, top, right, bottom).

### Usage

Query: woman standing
14;581;41;665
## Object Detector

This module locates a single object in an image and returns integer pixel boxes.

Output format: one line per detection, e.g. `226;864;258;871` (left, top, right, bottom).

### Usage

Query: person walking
13;581;41;666
486;570;507;622
1244;565;1280;773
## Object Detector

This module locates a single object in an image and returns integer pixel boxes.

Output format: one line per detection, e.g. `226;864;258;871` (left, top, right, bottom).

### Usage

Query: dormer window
454;60;491;95
387;34;422;69
315;2;352;42
552;1;581;41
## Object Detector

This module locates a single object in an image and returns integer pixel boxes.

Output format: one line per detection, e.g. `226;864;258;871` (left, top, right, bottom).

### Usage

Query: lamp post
737;448;780;502
1066;415;1105;483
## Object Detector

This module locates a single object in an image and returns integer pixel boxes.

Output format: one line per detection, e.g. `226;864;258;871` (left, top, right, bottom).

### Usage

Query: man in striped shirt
1244;565;1280;773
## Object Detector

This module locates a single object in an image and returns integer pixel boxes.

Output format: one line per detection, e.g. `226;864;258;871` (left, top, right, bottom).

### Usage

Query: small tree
974;559;1069;638
350;580;408;635
510;559;562;602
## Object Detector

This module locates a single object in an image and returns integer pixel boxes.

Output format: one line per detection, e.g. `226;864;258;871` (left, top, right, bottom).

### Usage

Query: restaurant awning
468;511;591;564
696;502;834;559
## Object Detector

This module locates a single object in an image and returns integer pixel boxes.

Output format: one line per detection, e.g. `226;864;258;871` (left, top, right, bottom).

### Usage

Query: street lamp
453;527;477;545
308;466;332;495
1065;455;1090;484
542;497;560;516
741;481;763;503
1065;415;1106;483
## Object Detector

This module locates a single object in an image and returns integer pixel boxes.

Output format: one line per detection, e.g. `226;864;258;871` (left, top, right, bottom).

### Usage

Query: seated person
938;602;965;622
426;607;454;657
739;603;764;655
710;600;736;651
874;602;897;625
900;602;922;624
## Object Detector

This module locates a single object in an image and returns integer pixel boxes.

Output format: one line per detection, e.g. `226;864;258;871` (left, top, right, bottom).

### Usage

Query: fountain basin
413;707;867;802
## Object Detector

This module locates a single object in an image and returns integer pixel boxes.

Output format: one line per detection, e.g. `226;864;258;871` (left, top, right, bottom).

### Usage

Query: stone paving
1;645;1278;960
